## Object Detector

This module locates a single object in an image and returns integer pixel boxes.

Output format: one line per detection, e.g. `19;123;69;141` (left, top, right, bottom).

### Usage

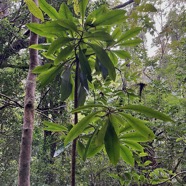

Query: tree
18;0;39;185
25;0;173;185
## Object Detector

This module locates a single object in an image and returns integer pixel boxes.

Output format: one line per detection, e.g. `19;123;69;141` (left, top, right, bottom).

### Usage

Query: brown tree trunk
18;1;39;185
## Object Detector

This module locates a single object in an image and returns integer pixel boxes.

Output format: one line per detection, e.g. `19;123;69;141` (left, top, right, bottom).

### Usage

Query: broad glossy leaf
84;31;113;42
32;63;52;74
93;9;126;26
78;83;87;106
57;19;78;32
79;47;92;82
119;125;133;133
43;121;67;131
118;27;142;42
104;120;120;165
89;44;116;81
113;50;131;59
85;5;108;26
54;45;74;65
39;0;59;19
29;44;50;50
79;0;88;21
37;65;62;87
86;139;103;158
120;38;142;46
83;130;98;160
112;27;122;40
47;37;74;55
96;121;108;146
122;140;144;152
27;21;66;38
77;141;85;158
60;68;73;101
73;0;79;16
59;3;73;20
120;113;155;141
25;0;44;21
120;145;134;166
109;114;131;129
108;51;118;66
122;105;174;122
64;111;100;145
120;131;150;142
80;72;89;91
95;58;108;79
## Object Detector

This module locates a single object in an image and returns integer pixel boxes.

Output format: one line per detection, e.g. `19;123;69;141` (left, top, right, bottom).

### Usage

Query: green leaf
95;58;108;79
73;0;79;16
27;21;66;38
77;83;87;106
54;45;74;65
37;65;62;87
47;37;74;55
57;19;78;32
85;5;108;26
89;44;116;81
32;63;52;74
122;105;174;122
112;27;122;40
25;0;44;21
64;111;100;145
43;121;67;131
79;47;92;82
104;120;120;165
96;121;108;146
120;113;155;141
60;68;73;101
79;0;88;21
120;38;142;46
86;139;103;158
29;44;50;50
120;132;150;142
83;130;98;160
112;50;131;59
109;113;132;132
38;0;59;19
120;145;134;166
93;9;126;26
84;31;113;42
59;3;73;20
118;27;142;42
77;141;85;158
122;140;144;152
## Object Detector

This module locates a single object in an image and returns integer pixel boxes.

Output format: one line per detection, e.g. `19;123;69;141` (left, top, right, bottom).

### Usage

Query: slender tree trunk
71;58;79;186
18;1;39;185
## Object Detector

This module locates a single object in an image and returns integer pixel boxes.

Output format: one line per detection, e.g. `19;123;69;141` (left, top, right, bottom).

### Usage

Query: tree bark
18;0;39;185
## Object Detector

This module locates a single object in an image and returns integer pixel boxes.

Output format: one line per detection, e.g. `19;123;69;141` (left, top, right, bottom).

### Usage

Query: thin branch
0;93;23;108
173;147;186;173
37;104;66;112
112;0;134;9
153;171;186;185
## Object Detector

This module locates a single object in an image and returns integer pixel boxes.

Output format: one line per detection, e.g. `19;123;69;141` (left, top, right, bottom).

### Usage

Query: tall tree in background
18;0;39;185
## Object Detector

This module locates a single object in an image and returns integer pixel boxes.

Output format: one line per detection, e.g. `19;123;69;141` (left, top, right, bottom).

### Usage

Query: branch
0;93;23;108
173;147;186;173
153;171;186;185
112;0;134;9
